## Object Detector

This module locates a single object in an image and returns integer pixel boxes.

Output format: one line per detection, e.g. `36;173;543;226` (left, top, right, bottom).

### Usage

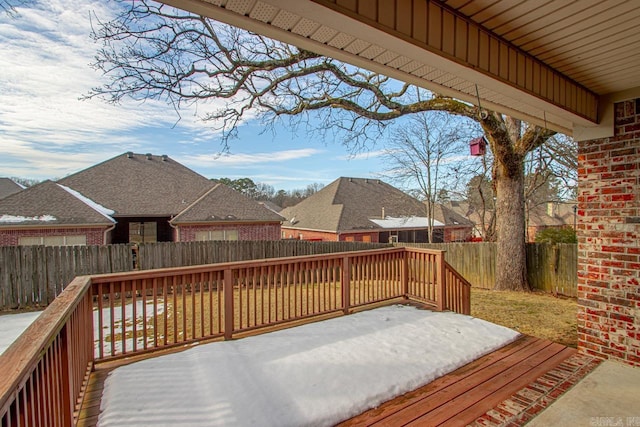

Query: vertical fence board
397;242;577;296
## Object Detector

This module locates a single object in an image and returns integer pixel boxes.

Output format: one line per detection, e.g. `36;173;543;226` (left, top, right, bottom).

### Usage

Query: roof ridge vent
126;152;133;158
161;154;168;161
146;153;153;160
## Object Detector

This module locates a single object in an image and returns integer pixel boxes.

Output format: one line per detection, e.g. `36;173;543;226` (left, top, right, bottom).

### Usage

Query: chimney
126;152;133;158
382;207;385;218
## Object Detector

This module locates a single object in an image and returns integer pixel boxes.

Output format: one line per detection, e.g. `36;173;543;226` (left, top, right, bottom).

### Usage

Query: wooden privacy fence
0;245;133;310
0;241;389;311
135;240;390;270
397;243;578;297
0;247;470;426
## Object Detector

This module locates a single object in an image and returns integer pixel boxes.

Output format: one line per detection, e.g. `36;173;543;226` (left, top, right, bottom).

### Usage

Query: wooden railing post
224;268;234;340
436;251;446;311
342;256;351;315
401;250;409;299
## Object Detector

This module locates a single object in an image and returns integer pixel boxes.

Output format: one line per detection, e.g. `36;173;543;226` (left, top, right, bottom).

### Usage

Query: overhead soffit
162;0;640;135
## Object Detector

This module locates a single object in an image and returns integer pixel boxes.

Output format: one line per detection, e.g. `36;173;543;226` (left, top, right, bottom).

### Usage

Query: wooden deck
77;335;580;427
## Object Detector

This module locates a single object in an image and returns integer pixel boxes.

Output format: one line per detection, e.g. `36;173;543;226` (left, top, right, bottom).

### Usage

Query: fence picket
0;241;577;311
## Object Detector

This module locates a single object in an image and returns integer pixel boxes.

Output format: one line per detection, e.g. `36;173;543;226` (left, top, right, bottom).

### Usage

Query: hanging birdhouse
469;136;487;156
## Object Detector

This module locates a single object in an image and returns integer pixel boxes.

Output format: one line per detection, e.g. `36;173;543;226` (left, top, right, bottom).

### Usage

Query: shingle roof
171;184;284;224
279;177;428;232
58;153;213;216
430;204;475;227
0;178;24;200
0;181;114;227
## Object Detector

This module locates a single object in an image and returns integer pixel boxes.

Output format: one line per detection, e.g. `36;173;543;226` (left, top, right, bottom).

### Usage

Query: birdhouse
469;136;487;156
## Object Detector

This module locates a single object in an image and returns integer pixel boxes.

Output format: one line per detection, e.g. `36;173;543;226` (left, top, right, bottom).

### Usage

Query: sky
0;0;394;191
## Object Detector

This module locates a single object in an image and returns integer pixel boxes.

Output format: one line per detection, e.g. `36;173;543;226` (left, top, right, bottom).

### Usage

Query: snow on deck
98;305;519;427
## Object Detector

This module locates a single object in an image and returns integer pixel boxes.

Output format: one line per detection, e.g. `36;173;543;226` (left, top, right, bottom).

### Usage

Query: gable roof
0;178;24;200
171;184;284;224
280;177;429;232
0;181;115;227
58;152;213;216
430;204;474;228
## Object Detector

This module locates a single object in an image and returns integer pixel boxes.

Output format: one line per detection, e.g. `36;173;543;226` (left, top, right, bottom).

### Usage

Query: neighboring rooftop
0;181;114;227
58;152;213;217
171;184;284;224
0;178;24;200
280;177;429;232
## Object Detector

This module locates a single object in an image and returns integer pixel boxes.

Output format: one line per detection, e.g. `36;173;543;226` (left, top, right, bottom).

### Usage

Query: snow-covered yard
0;305;519;426
0;311;42;355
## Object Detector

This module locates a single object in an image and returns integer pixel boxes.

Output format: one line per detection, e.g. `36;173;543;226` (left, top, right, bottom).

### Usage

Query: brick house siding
281;228;339;241
0;227;109;246
281;228;385;242
577;99;640;366
444;226;473;243
178;223;281;241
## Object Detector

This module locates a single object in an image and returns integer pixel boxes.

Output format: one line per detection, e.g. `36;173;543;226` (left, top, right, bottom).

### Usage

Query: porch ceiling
161;0;640;136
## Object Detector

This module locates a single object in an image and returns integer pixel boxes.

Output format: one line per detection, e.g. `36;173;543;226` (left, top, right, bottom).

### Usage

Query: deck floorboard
77;335;579;427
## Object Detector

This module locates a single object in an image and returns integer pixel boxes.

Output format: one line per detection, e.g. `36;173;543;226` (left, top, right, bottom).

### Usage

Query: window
18;235;87;246
195;229;238;241
129;222;157;243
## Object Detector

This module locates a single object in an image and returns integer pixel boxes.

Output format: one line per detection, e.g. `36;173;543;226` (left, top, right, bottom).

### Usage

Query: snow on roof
369;216;444;229
57;184;115;221
0;214;56;223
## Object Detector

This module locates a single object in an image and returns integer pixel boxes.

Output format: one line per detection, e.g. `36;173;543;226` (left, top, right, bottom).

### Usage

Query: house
0;180;115;246
0;153;283;246
445;201;495;242
170;183;284;241
280;177;461;243
0;178;24;200
526;201;577;242
429;203;474;242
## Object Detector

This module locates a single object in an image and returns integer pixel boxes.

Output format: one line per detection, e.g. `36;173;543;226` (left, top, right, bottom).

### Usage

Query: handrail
0;276;93;425
0;246;471;425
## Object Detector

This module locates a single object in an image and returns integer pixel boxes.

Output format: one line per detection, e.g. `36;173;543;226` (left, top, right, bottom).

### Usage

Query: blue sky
0;0;392;191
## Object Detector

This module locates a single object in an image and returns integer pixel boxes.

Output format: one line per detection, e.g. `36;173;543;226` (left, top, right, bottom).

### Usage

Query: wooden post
401;251;409;299
436;251;446;312
60;324;73;427
342;256;351;315
224;268;234;340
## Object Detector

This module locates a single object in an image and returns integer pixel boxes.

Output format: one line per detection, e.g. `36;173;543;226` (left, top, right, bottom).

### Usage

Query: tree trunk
494;161;529;291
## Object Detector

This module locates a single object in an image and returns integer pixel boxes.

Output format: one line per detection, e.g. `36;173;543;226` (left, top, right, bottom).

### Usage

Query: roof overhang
160;0;640;139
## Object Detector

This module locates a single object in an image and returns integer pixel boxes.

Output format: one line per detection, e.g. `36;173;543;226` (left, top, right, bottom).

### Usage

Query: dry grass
471;288;577;348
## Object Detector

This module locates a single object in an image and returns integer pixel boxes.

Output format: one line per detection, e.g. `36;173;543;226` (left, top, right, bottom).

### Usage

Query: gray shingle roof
279;177;428;232
430;204;475;227
0;181;114;227
58;153;213;216
0;178;23;200
171;184;284;224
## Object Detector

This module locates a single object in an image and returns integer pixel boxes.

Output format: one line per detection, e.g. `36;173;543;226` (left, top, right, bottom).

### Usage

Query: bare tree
381;112;473;242
88;0;558;291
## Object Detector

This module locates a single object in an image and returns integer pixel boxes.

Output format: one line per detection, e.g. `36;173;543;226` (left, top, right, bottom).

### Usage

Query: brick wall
0;227;107;246
577;99;640;366
178;222;281;241
444;226;473;243
281;228;339;241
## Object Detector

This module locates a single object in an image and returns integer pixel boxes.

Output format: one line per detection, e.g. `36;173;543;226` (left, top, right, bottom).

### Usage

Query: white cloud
336;149;387;161
0;0;235;179
180;148;324;168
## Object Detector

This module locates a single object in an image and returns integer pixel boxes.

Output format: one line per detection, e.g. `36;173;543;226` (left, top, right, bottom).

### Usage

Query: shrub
535;227;577;244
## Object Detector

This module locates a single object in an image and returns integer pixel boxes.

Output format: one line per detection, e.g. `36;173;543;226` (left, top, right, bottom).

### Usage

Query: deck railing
0;247;470;426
